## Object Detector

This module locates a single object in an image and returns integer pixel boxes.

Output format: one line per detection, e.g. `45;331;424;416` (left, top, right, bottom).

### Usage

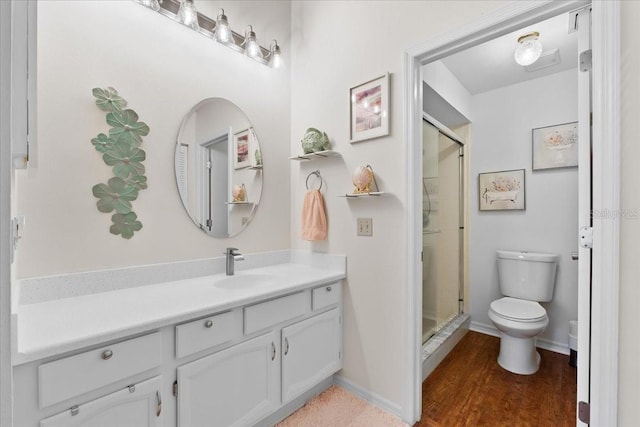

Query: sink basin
213;273;276;290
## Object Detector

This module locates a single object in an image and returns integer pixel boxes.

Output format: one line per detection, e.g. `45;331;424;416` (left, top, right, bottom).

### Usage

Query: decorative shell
352;165;373;194
232;184;246;202
301;128;331;154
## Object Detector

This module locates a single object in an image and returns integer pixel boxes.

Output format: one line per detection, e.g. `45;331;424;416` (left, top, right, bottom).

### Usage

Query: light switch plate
357;218;372;236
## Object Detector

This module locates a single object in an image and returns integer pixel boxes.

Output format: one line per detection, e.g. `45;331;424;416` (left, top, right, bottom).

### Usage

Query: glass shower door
422;120;462;344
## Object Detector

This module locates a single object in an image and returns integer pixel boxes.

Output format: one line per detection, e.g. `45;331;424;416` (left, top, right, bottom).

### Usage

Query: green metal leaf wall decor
91;87;148;239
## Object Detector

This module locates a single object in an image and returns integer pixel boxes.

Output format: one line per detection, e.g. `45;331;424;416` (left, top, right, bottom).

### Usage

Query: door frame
403;1;620;425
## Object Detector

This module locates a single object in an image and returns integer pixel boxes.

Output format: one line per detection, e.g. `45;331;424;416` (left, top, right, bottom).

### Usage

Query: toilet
488;250;559;375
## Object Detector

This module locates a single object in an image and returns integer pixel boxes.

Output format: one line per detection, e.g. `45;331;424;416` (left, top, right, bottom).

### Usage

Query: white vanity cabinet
175;284;342;427
14;276;343;427
176;331;279;427
282;308;341;403
40;376;163;427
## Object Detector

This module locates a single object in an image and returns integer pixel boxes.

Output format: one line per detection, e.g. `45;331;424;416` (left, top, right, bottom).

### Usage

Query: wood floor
417;331;577;427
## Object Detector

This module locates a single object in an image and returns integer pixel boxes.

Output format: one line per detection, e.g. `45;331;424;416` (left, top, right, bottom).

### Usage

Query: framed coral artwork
478;169;525;211
532;121;578;170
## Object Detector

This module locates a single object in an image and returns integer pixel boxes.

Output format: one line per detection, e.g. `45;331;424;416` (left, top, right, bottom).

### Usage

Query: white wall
15;0;291;278
290;0;507;414
422;61;473;123
469;69;578;350
619;2;640;424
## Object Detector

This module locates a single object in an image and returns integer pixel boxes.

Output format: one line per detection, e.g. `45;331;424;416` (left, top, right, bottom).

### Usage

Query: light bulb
268;40;285;69
134;0;160;11
243;26;263;59
514;32;542;66
214;9;231;43
177;0;199;31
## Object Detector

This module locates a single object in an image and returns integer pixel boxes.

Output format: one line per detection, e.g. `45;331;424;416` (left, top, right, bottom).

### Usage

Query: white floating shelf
338;192;385;198
225;201;255;205
289;150;340;161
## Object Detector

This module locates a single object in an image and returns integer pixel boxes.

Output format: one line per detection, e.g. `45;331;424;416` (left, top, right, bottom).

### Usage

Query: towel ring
306;170;323;191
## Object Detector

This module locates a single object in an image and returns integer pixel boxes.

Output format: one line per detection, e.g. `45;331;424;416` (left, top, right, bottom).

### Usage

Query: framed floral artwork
233;129;250;169
349;73;390;143
478;169;525;211
532;121;578;170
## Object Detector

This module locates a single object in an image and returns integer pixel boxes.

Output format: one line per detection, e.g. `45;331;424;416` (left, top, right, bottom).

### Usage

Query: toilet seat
490;297;547;322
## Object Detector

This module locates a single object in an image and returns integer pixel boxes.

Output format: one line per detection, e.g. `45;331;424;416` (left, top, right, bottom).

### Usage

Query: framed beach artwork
532;121;578;170
349;73;390;143
233;129;250;169
478;169;525;211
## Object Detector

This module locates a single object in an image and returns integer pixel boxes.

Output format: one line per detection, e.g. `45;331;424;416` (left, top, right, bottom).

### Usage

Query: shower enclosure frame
421;113;465;344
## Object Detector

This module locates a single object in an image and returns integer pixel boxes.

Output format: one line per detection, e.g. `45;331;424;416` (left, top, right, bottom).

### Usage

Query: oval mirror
175;98;263;237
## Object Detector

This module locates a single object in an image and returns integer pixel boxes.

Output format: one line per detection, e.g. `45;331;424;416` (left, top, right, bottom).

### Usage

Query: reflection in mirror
175;98;263;237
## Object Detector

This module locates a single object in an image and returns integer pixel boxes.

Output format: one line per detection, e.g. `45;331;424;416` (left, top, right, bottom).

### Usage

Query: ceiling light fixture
177;0;199;31
514;31;542;66
242;25;263;59
266;40;284;69
213;9;231;44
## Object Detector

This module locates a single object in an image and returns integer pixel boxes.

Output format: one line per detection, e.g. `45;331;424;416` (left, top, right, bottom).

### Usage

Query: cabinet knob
101;350;113;360
204;320;213;328
326;286;332;292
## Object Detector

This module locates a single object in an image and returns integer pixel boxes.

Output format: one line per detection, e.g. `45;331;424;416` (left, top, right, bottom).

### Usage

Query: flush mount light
266;40;285;69
242;25;263;59
514;31;542;66
177;0;199;31
214;9;231;44
134;0;160;11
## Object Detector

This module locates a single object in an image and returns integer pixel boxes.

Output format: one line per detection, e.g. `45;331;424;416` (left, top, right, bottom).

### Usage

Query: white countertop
14;257;346;365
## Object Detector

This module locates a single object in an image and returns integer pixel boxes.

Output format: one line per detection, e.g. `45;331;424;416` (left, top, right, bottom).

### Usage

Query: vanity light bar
144;0;278;67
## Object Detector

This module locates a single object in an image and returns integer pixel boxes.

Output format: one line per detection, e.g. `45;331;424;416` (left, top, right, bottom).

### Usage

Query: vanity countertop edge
13;253;346;366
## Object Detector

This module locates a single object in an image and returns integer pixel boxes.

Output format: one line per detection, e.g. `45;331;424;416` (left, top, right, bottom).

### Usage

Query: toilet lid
490;297;547;322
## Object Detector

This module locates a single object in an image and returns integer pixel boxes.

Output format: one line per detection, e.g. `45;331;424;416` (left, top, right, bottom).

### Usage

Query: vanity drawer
175;310;242;358
312;282;341;310
38;332;162;409
244;291;310;335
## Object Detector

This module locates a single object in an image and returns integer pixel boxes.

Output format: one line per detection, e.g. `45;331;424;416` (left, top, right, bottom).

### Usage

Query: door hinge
578;401;590;424
205;161;212;169
579;226;593;249
70;405;80;416
580;49;592;72
172;381;178;397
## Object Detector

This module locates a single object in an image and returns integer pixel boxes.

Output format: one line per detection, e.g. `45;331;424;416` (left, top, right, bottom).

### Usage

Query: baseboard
333;375;404;421
470;321;570;355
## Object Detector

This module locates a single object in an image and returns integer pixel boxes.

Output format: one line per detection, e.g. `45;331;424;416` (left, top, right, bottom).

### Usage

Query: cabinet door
177;331;279;427
282;308;341;402
40;376;162;427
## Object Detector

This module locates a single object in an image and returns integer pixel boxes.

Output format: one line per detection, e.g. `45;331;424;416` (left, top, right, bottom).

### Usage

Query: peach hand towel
302;189;327;240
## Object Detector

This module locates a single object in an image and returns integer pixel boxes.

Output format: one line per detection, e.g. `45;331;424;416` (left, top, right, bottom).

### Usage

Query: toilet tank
496;250;559;302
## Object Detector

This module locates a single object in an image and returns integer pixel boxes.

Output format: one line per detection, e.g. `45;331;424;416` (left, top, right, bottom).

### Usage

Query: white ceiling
441;13;578;95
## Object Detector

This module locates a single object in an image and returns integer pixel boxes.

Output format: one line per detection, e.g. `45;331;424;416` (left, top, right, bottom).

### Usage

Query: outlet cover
357;218;373;236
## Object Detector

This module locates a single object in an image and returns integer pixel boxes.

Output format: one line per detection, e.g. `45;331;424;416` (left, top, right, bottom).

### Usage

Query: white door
40;376;163;427
575;8;592;427
281;308;341;403
176;331;279;427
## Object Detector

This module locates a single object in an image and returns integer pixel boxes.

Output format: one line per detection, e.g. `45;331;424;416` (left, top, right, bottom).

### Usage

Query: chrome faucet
225;247;244;276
